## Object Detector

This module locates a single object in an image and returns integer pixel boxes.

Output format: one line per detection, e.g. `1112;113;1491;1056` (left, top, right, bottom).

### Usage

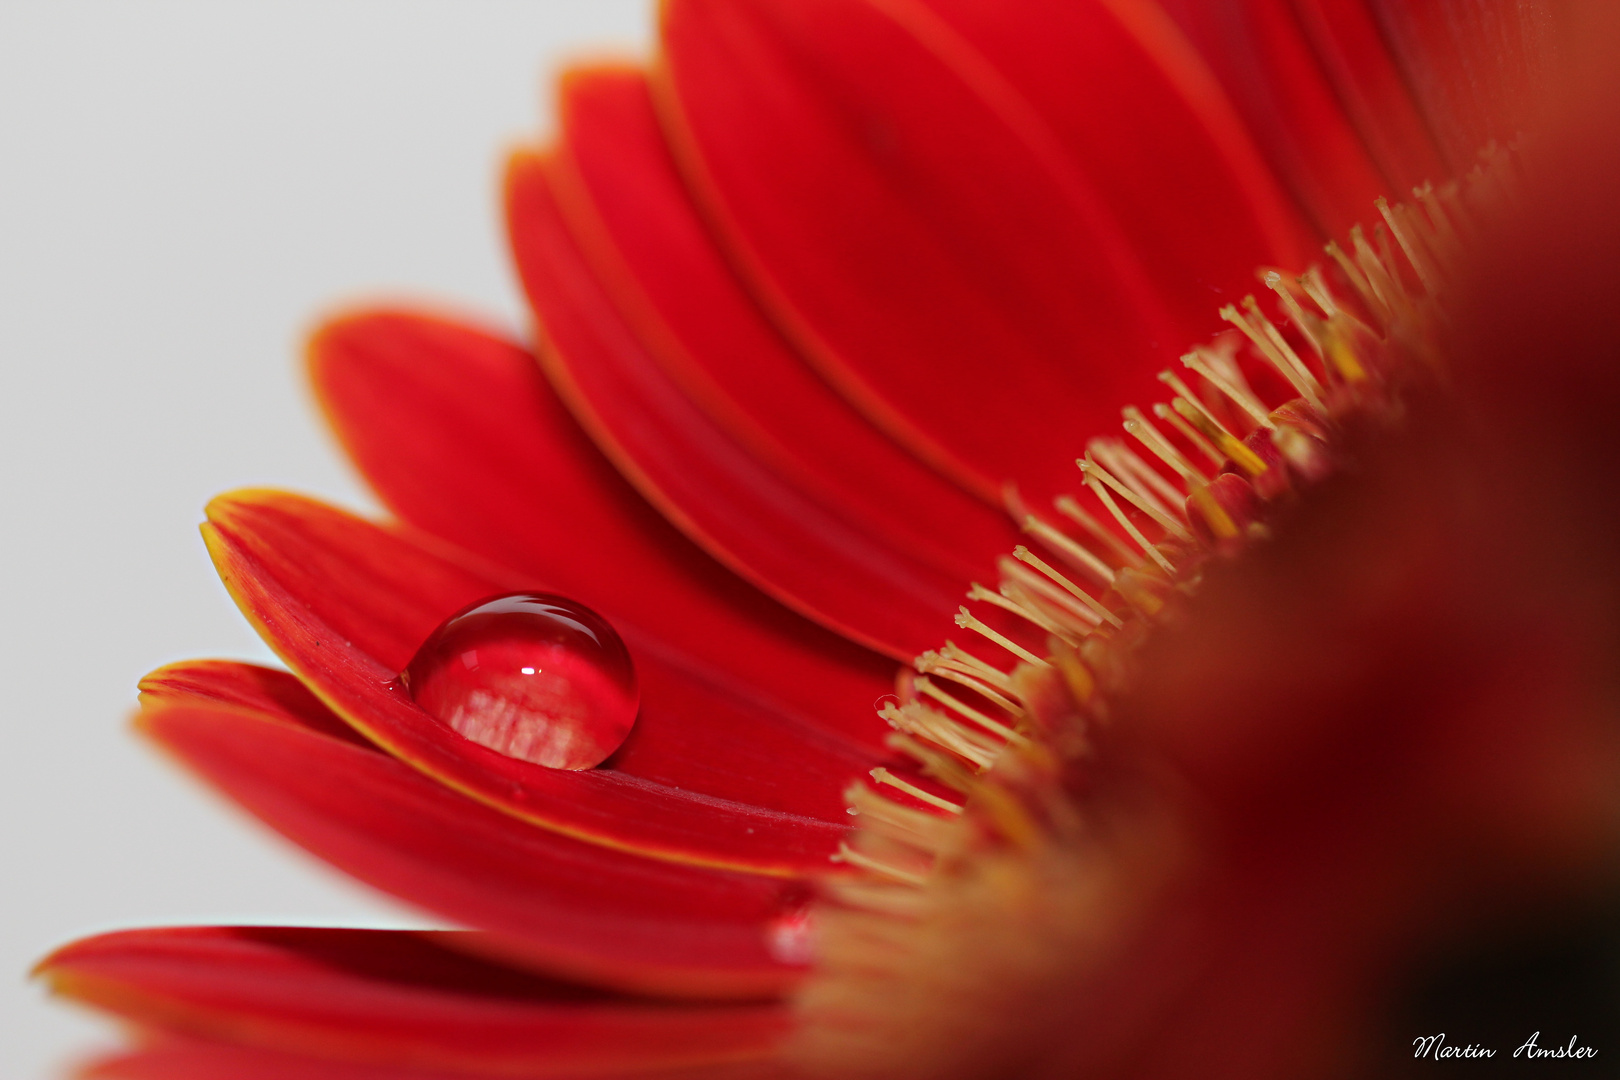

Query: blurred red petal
1154;0;1394;235
43;927;787;1074
654;0;1302;505
81;1040;791;1080
134;681;802;996
1288;0;1449;190
308;310;894;747
202;492;863;872
507;149;963;658
552;66;1019;580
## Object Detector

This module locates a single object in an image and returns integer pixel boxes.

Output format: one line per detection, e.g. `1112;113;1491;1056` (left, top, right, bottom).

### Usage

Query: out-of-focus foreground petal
201;492;869;873
307;310;895;745
41;927;787;1076
655;0;1307;506
136;662;803;997
80;1040;791;1080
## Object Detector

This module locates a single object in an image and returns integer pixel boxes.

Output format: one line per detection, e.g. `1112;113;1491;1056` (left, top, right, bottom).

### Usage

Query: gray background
0;3;652;1072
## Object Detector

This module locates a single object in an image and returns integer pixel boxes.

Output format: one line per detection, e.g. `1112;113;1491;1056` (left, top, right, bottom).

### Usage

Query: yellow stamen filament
1153;402;1225;466
1172;398;1267;477
1243;294;1326;405
1000;561;1107;632
955;606;1047;667
1080;469;1176;574
915;675;1026;744
868;766;964;814
1002;581;1094;641
1020;513;1115;584
1262;270;1326;359
882;701;1002;770
1009;547;1123;628
1158;371;1235;441
1054;494;1143;566
824;878;932;917
915;649;1026;714
1378;196;1440;294
937;641;1017;694
1080;455;1192;541
832;841;928;885
1124;405;1206;483
968;783;1041;850
1325;236;1383;321
1299;265;1340;319
1090;439;1185;522
886;732;978;791
1181;349;1273;428
968;581;1076;643
1187;482;1239;540
845;782;958;850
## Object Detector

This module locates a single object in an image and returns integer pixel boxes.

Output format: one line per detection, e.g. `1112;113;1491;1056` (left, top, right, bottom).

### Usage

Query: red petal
553;66;1019;580
506;149;964;658
309;310;896;745
1153;0;1394;236
133;688;801;996
202;491;865;872
44;927;787;1074
1288;0;1449;191
82;1040;791;1080
654;0;1302;506
1362;0;1549;168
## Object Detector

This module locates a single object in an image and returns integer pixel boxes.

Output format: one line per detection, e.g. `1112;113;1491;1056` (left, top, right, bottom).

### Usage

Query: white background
0;3;652;1073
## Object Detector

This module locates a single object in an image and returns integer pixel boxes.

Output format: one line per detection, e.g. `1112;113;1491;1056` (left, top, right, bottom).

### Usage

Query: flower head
40;2;1620;1077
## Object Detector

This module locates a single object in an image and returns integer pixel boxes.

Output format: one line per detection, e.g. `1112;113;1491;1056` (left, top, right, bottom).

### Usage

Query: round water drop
402;592;638;770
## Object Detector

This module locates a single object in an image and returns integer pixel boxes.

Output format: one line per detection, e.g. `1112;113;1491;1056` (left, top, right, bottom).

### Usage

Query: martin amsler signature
1412;1032;1599;1060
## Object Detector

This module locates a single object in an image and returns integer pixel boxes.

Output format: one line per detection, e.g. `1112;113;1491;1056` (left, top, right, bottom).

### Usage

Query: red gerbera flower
40;1;1620;1077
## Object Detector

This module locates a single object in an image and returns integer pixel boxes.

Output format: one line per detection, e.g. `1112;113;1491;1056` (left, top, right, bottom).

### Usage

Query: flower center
794;148;1518;1078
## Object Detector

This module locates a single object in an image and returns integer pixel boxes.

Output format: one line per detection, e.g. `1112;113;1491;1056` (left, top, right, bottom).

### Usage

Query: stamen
1054;494;1144;565
1153;402;1225;466
1172;399;1268;478
1181;349;1273;428
886;732;977;791
1020;513;1115;584
868;766;963;814
999;560;1107;631
1157;371;1235;440
938;641;1017;694
881;701;1001;770
968;581;1077;643
1002;580;1095;639
955;606;1047;667
1378;196;1441;294
1325;236;1383;321
915;650;1025;714
846;782;958;849
915;675;1025;743
1090;439;1185;520
1243;295;1327;405
1124;405;1207;483
1080;455;1192;541
832;841;928;885
1187;483;1239;540
1009;547;1123;628
1080;467;1177;574
1261;270;1326;358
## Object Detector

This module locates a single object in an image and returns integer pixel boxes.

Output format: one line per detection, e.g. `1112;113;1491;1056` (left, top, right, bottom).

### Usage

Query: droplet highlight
402;592;638;770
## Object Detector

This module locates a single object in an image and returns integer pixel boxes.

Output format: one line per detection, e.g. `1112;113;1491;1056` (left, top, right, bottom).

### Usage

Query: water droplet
402;592;638;770
767;904;817;966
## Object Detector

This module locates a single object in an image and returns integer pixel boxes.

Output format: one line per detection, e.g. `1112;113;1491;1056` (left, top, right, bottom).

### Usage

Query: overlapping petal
201;491;870;872
137;661;802;996
508;148;966;657
42;927;787;1074
652;0;1305;506
308;311;895;743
